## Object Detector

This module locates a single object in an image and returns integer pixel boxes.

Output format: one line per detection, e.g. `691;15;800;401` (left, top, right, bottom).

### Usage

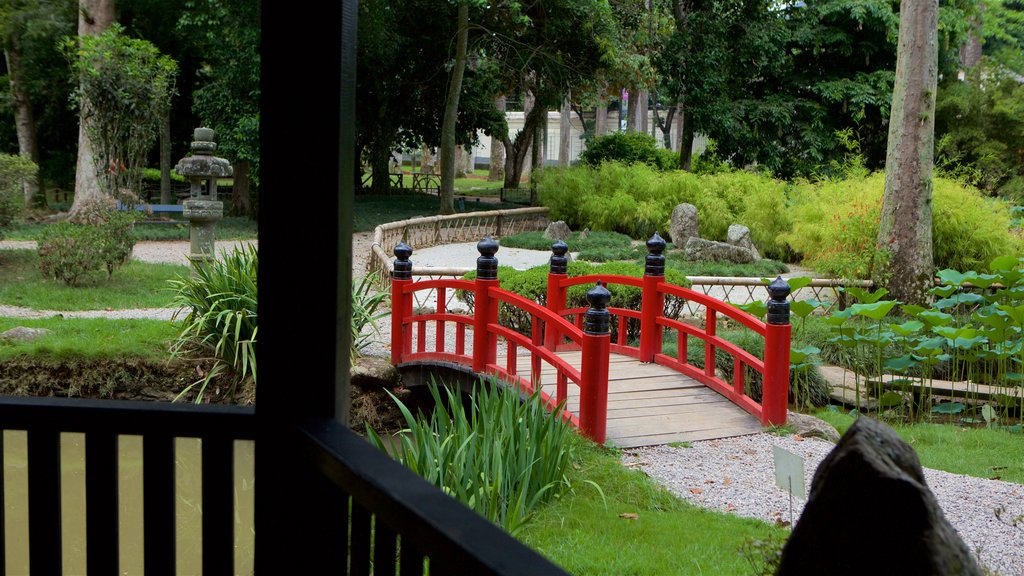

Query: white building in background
399;109;707;175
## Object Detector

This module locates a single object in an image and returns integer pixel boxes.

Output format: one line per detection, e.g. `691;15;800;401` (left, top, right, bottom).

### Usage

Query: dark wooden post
763;276;792;426
579;282;611;443
544;240;569;349
472;236;500;373
390;242;413;365
639;232;666;362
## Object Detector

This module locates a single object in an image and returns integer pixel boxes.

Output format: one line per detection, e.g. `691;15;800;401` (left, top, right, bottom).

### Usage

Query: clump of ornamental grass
368;378;576;535
168;244;257;403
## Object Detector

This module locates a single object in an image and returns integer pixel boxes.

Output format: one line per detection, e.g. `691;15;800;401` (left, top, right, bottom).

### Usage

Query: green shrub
169;244;257;403
0;154;37;240
579;131;676;171
535;163;792;259
368;378;574;535
37;200;139;286
459;261;690;342
782;173;1024;278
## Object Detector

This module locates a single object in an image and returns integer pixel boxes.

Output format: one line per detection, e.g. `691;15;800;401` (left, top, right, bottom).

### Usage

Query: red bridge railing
390;234;791;444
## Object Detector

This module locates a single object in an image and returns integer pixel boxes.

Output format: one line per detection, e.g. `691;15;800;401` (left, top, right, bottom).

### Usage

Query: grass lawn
814;409;1024;484
0;250;187;310
0;316;178;360
5;216;258;242
354;194;523;232
519;438;786;575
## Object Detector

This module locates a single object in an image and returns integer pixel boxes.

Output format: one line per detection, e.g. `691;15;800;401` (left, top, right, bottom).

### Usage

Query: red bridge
389;234;792;447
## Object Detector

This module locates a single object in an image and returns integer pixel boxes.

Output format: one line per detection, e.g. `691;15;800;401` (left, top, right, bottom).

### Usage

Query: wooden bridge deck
500;350;763;448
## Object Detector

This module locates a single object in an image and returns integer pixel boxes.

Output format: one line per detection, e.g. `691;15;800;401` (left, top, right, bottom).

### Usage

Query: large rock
726;224;761;260
683;237;756;264
786;411;840;443
669;203;699;246
777;417;982;576
351;356;401;388
0;327;53;343
543;220;572;241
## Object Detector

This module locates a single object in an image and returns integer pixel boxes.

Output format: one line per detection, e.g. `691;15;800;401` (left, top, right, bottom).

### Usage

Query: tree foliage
66;24;177;200
177;0;259;177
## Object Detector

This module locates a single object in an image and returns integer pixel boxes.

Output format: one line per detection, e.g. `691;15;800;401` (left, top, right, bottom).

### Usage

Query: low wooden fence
368;207;550;285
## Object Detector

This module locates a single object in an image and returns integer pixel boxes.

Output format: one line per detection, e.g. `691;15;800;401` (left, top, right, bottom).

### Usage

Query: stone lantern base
183;199;224;267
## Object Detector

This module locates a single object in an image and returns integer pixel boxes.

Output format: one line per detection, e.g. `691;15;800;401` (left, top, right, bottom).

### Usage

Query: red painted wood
435;287;446;353
733;357;745;396
579;331;610;444
658;282;766;334
545;271;567;349
506;342;517;376
639;274;663;361
391;278;412;364
704;309;717;378
762;323;791;426
473;279;499;373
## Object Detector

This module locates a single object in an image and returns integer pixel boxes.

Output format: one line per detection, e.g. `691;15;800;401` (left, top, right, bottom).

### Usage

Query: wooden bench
117;201;185;224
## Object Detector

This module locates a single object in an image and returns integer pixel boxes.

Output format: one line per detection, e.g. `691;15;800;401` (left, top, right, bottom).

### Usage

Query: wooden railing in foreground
0;395;569;575
0;396;255;575
368;207;549;285
297;418;569;575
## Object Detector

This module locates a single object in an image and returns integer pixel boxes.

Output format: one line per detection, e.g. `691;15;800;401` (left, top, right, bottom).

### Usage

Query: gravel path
623;434;1024;575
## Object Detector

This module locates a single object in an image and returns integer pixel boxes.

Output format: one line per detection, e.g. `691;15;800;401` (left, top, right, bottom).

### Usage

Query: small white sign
773;445;806;500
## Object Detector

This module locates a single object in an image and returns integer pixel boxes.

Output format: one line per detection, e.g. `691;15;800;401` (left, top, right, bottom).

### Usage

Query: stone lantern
174;127;233;267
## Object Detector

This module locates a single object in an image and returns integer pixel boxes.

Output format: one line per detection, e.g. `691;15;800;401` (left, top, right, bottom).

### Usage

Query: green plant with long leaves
367;378;576;535
169;245;257;403
351;274;389;362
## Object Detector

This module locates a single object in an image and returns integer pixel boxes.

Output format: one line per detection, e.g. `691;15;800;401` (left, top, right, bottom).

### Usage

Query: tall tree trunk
488;96;506;181
232;160;251;216
439;1;468;215
70;0;115;217
159;111;172;204
625;89;638;132
595;89;608;137
454;146;468;178
678;101;694;171
637;90;649;134
875;0;939;305
558;94;571;166
502;99;545;190
370;139;392;196
5;48;41;208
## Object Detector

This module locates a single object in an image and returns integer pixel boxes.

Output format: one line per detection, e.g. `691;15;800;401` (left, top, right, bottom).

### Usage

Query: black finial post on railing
584;282;611;335
549;240;568;275
544;240;569;349
645;232;666;277
763;275;792;427
580;281;612;444
393;242;413;280
766;276;791;325
476;235;499;280
639;232;666;361
473;236;500;373
391;242;414;365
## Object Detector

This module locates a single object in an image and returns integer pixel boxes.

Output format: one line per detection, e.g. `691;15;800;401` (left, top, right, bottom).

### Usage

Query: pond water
3;432;255;575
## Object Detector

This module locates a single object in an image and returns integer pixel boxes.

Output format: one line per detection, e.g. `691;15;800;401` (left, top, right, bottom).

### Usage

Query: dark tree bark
679;103;694;171
4;48;42;207
70;0;115;216
488;96;505;181
232;160;251;216
439;1;469;215
159;111;172;204
502;99;546;190
558;94;570;166
875;0;939;305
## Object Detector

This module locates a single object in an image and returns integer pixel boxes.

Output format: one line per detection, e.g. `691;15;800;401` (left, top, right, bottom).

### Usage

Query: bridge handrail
657;282;767;335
